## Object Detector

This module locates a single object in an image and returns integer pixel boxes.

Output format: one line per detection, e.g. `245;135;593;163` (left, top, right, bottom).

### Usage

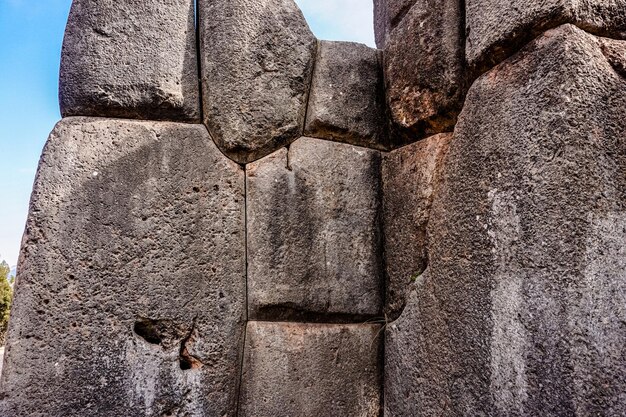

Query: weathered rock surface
374;0;418;48
466;0;626;70
304;41;387;150
246;137;383;322
60;0;200;121
383;0;465;145
386;25;626;416
382;133;451;320
0;118;246;417
239;322;383;417
199;0;317;164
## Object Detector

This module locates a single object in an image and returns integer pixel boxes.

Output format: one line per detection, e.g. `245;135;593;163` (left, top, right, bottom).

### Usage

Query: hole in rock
133;318;163;345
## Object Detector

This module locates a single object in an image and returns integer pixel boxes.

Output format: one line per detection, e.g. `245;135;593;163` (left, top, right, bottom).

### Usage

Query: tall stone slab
466;0;626;70
382;0;465;144
60;0;200;121
246;137;383;322
304;41;387;150
0;118;246;417
199;0;317;164
239;322;383;417
382;133;451;320
373;0;418;48
385;25;626;416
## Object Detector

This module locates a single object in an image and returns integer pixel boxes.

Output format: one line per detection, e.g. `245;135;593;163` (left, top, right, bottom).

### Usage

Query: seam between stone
234;322;248;417
194;0;204;123
234;169;250;417
301;39;320;136
243;163;250;322
377;149;386;417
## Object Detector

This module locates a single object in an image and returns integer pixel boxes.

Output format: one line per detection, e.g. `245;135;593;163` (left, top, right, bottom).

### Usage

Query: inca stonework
0;1;624;416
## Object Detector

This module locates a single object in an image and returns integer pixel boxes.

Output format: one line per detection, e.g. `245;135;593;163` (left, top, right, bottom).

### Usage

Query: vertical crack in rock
302;40;320;137
178;318;202;371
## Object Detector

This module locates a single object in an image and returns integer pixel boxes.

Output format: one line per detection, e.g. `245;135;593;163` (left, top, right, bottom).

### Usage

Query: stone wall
0;0;624;416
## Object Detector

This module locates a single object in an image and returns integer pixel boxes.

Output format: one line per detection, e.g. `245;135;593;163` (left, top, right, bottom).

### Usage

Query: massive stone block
60;0;200;121
304;41;387;150
382;133;451;320
466;0;626;70
246;137;383;322
385;25;626;416
199;0;317;164
382;0;465;144
374;0;418;48
0;118;246;417
239;322;383;417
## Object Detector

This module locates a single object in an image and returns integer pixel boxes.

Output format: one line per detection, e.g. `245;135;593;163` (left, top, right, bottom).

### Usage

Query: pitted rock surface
383;0;465;144
374;0;418;48
386;25;626;416
305;41;387;150
382;133;451;320
0;118;246;417
60;0;200;121
466;0;626;70
199;0;317;164
246;137;383;322
239;322;383;417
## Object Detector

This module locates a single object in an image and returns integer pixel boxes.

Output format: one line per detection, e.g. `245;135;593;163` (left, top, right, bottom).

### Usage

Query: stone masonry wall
0;0;625;416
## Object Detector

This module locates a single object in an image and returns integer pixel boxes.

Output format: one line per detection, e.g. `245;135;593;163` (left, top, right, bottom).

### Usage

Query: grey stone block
60;0;200;121
246;137;383;322
374;0;418;48
199;0;317;164
385;25;626;416
466;0;626;69
382;133;452;320
239;321;383;417
382;0;465;145
304;41;387;150
0;118;246;417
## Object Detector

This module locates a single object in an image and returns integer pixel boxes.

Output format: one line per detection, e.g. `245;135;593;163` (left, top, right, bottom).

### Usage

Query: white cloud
295;0;375;47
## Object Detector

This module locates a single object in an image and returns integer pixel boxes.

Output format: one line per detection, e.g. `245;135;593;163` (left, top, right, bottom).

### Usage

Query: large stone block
239;322;383;417
466;0;626;70
0;118;246;417
60;0;200;121
374;0;418;48
383;0;465;145
246;137;383;322
304;41;387;150
199;0;317;164
385;25;626;416
382;133;451;320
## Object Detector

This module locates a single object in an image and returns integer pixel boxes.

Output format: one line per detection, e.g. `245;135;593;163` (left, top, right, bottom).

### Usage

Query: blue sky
0;0;374;268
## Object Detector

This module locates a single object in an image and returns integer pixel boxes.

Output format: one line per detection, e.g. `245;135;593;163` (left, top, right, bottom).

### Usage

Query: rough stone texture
304;41;387;150
385;25;626;416
0;118;246;417
374;0;418;48
382;133;451;320
239;322;383;417
466;0;626;70
199;0;317;164
383;0;465;145
247;137;383;322
59;0;200;121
